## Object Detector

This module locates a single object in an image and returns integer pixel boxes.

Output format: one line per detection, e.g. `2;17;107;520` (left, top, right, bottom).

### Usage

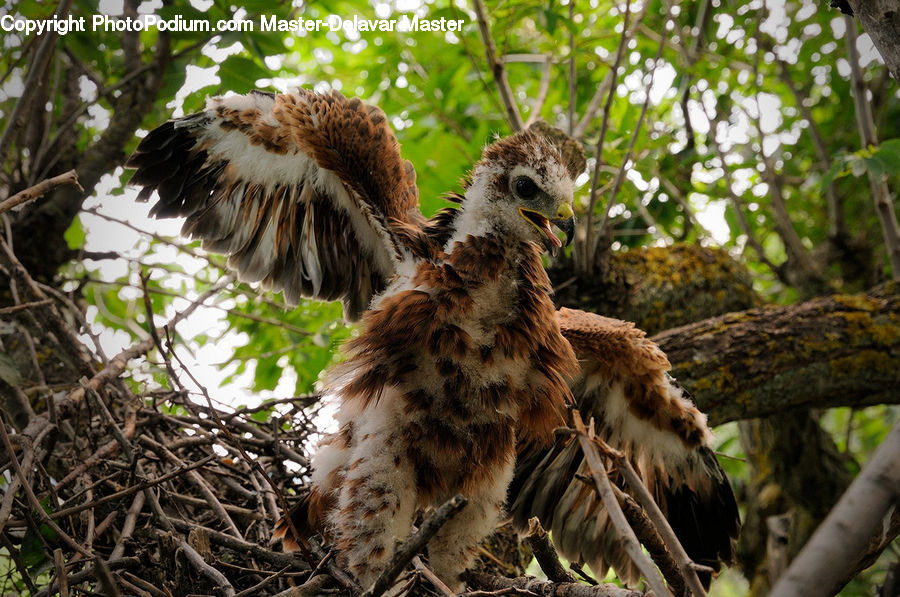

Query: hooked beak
518;202;576;256
551;202;575;247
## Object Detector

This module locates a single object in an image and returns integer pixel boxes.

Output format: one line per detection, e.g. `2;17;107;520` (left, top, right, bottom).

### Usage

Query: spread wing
509;308;739;586
126;89;424;320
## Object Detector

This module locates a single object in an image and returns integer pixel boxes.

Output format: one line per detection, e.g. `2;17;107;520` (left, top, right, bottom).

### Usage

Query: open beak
519;202;576;256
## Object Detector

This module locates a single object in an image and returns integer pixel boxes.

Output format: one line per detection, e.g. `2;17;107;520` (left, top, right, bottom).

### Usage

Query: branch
364;494;468;597
845;0;900;82
573;3;650;139
607;448;709;596
581;0;632;274
707;114;787;282
591;1;672;268
572;412;672;597
654;286;900;424
769;421;900;597
466;572;645;596
843;14;900;280
746;76;823;287
472;0;523;131
525;54;553;128
0;170;82;215
776;60;846;240
523;518;577;583
0;0;73;166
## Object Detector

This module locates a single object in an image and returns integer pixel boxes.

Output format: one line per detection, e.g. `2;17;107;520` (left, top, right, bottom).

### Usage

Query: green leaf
63;215;86;250
217;55;269;93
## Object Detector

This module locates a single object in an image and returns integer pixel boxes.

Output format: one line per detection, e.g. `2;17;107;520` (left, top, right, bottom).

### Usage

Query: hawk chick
127;88;738;592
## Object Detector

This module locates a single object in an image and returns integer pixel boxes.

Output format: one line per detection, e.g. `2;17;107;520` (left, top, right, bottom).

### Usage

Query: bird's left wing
126;89;423;320
509;308;739;586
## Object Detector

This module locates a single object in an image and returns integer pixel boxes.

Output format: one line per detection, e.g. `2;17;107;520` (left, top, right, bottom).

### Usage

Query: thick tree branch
654;286;900;425
769;421;900;597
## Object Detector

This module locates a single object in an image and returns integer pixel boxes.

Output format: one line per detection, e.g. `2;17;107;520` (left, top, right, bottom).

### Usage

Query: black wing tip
127;117;210;220
664;451;741;586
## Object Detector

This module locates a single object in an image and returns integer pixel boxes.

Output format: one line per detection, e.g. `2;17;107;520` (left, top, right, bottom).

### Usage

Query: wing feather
126;89;424;320
510;308;739;587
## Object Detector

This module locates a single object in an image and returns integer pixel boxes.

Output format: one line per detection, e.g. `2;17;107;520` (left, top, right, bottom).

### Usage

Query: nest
0;228;650;597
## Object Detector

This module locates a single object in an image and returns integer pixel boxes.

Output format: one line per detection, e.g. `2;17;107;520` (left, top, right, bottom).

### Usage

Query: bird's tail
273;487;333;551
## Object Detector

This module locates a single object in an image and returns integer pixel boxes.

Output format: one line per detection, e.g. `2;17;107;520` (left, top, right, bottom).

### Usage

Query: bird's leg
330;425;417;590
426;458;515;592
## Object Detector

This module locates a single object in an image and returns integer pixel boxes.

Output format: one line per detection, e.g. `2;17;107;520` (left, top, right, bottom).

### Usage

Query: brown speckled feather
510;308;739;587
127;88;429;320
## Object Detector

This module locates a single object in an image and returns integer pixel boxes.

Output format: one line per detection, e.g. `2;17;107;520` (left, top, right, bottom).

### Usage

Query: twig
581;0;632;273
168;517;310;572
157;330;304;546
177;537;236;597
655;173;713;242
472;0;523;131
525;55;553;128
592;0;672;267
465;572;644;596
567;0;576;135
234;566;292;597
776;60;845;240
573;2;650;140
110;491;145;561
50;455;217;521
0;298;53;314
614;487;687;597
843;14;900;280
413;556;456;596
746;84;822;284
53;549;69;597
0;170;82;215
524;517;576;583
572;411;671;597
60;280;226;413
32;557;142;597
364;494;469;597
604;442;709;595
0;416;94;559
308;535;364;593
139;435;244;539
92;556;123;597
0;532;40;594
0;422;53;536
0;0;73;166
706;110;786;282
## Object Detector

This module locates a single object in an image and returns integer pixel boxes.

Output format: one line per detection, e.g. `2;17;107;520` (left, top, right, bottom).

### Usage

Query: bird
126;87;739;592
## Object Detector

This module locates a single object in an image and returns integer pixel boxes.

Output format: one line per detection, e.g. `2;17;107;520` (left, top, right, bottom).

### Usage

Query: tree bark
847;0;900;82
653;284;900;425
768;421;900;597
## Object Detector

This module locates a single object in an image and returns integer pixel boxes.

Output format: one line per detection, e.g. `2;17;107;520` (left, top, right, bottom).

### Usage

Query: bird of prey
126;88;738;592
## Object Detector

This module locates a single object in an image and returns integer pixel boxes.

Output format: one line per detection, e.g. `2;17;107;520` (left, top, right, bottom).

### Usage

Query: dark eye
515;177;539;199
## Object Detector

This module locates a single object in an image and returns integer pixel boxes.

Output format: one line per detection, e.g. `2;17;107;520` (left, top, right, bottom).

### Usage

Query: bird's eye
515;177;539;199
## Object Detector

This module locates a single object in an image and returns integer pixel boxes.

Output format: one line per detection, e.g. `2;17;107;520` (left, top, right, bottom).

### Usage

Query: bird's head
464;130;576;256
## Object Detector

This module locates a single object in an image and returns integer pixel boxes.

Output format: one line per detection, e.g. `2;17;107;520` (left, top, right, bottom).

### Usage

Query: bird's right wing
127;89;424;320
510;308;739;587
